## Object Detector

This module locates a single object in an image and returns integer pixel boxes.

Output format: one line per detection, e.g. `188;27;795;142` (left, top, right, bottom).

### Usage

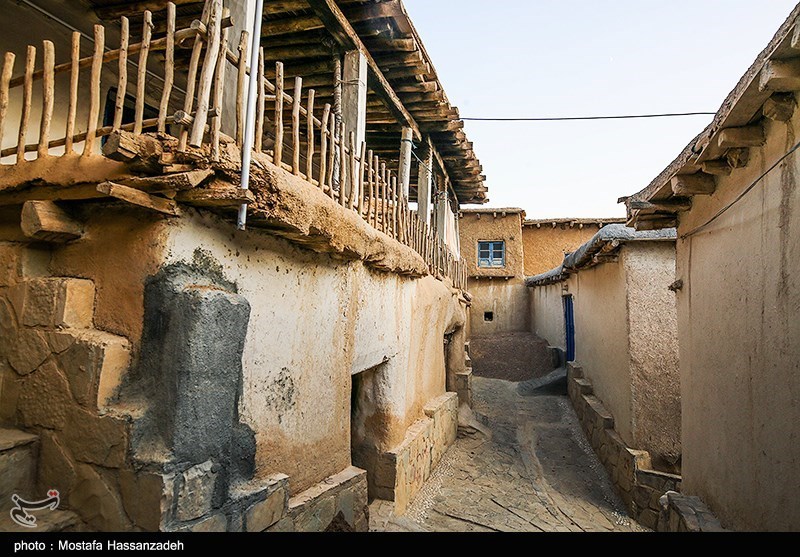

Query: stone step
0;427;38;503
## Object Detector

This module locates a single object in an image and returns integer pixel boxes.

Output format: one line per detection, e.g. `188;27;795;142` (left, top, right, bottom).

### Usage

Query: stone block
638;509;659;530
38;430;77;503
119;470;171;532
635;469;681;492
573;377;593;395
627;449;652;472
6;329;50;376
0;428;38;502
175;461;217;522
17;359;72;429
243;475;289;533
266;517;295;532
69;464;130;531
583;395;614;430
0;244;20;287
567;362;583;379
54;330;131;409
21;278;94;329
189;513;227;532
59;405;128;468
293;495;335;532
0;363;22;423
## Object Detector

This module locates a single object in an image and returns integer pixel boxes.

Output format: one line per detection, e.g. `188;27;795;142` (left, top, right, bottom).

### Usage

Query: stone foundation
657;491;727;532
567;362;686;530
372;392;458;514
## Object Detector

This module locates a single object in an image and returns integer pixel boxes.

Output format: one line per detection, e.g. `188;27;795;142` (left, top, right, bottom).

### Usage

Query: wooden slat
190;0;222;147
255;47;265;152
83;26;104;156
113;17;129;132
326;120;336;196
211;10;228;161
347;131;356;209
135;11;153;135
357;140;366;215
381;160;387;233
158;3;176;133
17;45;35;163
319;103;330;189
292;76;302;175
0;52;13;153
274;62;284;164
65;33;79;154
235;30;248;147
37;41;55;159
365;148;373;221
306;88;316;179
178;1;210;151
339;121;347;205
97;182;180;216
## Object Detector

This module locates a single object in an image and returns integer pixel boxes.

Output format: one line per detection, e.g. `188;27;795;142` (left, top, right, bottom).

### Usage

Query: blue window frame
477;241;505;268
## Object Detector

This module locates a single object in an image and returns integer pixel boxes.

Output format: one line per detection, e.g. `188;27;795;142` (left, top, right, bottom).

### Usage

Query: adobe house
522;217;625;276
0;0;485;532
526;224;680;530
621;3;800;532
458;208;527;337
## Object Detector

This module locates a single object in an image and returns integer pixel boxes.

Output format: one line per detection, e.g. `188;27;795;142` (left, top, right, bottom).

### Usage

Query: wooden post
65;33;79;154
391;175;398;238
326;120;336;195
113;17;129;132
339;121;347;205
190;0;222;147
347;132;357;209
135;11;153;135
274;61;284;165
398;126;413;198
365;149;374;220
357;140;366;215
158;2;176;134
84;26;104;156
211;13;229;161
319;103;330;190
235;30;249;147
382;161;389;233
18;45;36;162
255;47;264;152
0;52;13;154
306;89;316;179
38;41;55;159
416;137;433;226
342;49;367;201
178;0;210;151
292;76;302;175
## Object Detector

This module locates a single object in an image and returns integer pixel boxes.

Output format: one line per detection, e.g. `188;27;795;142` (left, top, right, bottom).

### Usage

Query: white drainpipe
237;0;265;230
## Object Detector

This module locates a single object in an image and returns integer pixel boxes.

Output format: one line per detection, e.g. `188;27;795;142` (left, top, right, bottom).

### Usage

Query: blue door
563;295;575;362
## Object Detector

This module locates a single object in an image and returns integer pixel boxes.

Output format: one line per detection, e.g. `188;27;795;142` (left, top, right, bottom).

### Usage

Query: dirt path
371;377;647;533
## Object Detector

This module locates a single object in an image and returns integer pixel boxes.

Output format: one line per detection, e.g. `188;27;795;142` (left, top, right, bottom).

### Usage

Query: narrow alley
371;335;646;533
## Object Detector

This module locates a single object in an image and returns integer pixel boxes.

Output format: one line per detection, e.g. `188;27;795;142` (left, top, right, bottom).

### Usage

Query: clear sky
403;0;799;219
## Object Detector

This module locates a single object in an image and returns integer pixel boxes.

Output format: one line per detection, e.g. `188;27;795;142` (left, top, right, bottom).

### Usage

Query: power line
460;112;716;122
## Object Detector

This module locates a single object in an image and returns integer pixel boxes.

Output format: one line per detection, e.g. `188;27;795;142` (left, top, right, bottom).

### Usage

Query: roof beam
305;0;421;140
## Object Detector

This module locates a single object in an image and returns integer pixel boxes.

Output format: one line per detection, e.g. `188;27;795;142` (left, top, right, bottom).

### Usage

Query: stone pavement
370;377;647;532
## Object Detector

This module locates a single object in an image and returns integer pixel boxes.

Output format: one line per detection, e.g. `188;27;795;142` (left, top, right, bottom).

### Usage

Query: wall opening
350;362;388;501
484;311;494;322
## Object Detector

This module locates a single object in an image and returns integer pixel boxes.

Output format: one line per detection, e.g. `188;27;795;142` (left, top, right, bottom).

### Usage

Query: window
478;241;505;268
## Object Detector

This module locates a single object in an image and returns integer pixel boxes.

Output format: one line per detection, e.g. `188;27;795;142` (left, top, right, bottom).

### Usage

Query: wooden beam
95;0;200;20
762;93;796;121
175;182;255;207
20;200;82;242
305;0;421;140
629;198;692;213
759;59;800;92
671;173;716;196
717;125;765;149
701;159;733;176
97;182;180;216
262;15;326;37
120;169;215;192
